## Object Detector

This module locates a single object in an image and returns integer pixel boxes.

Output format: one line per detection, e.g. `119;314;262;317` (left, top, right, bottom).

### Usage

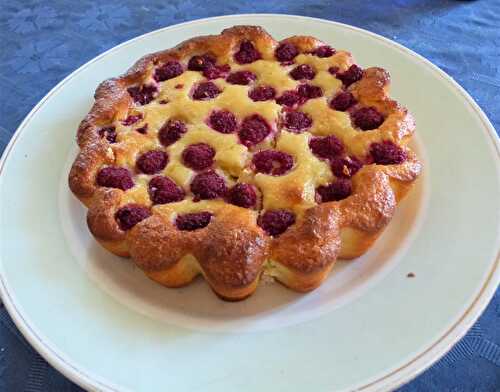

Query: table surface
0;1;499;391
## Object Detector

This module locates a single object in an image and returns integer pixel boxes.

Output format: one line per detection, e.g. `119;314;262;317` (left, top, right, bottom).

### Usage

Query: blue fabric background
0;1;499;391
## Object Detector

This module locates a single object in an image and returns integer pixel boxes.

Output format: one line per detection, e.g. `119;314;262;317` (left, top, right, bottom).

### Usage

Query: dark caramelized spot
258;210;296;236
176;212;212;231
115;204;151;230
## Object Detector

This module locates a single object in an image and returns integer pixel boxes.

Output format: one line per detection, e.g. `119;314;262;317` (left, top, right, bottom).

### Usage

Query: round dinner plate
1;14;499;392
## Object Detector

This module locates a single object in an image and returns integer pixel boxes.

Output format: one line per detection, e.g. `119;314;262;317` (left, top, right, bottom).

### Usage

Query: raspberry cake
69;26;421;301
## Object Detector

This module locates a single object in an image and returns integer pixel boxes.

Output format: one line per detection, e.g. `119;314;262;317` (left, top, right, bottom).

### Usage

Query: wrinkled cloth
0;1;499;391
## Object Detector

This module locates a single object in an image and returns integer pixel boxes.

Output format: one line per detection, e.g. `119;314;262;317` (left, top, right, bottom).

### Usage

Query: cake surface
69;25;421;300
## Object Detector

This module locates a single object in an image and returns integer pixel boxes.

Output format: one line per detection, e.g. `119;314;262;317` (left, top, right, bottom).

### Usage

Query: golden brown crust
194;208;269;291
86;188;125;241
68;25;422;300
127;205;269;301
272;204;341;274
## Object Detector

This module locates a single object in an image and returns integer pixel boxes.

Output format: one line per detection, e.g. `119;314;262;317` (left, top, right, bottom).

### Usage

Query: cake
69;26;422;301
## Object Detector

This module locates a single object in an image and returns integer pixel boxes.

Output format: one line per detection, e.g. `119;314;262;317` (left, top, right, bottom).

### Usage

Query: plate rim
0;13;499;392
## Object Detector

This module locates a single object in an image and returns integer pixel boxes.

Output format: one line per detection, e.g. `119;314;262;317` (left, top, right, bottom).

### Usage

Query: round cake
69;26;422;301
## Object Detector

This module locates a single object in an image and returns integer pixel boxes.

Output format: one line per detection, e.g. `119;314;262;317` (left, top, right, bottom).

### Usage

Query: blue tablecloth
0;1;499;391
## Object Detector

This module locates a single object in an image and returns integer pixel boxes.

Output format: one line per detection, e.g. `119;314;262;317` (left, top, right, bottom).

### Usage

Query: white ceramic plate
1;14;499;392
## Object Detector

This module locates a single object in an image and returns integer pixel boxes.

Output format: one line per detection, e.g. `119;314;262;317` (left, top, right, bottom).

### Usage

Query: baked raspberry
312;45;335;58
122;113;143;126
154;61;183;82
192;82;221;100
188;54;216;71
238;114;272;147
330;91;356;111
316;179;352;202
148;176;185;204
290;64;316;80
370;141;407;165
98;126;117;143
208;110;237;134
234;41;261;64
227;183;257;208
115;204;151;231
127;84;158;105
203;64;230;80
182;143;215;170
336;64;363;86
96;167;134;190
331;156;363;178
275;43;299;62
252;150;294;176
309;135;344;160
135;124;148;134
136;150;168;174
352;107;384;130
158;119;187;146
226;70;257;85
190;171;227;200
283;111;312;132
258;210;296;236
276;90;304;107
298;84;323;99
328;66;339;75
175;212;212;231
248;85;276;101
